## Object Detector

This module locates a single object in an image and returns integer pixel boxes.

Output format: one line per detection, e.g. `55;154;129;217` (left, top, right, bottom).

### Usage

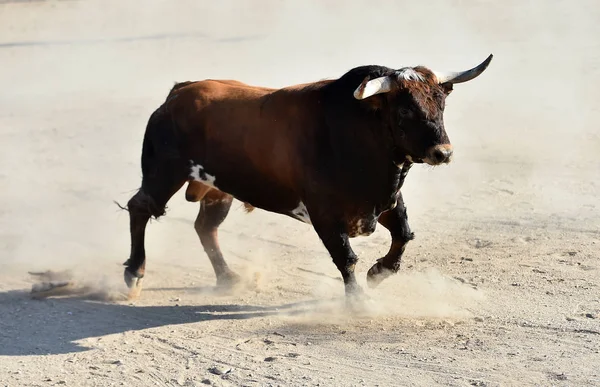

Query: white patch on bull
189;161;217;188
291;202;311;224
397;68;424;82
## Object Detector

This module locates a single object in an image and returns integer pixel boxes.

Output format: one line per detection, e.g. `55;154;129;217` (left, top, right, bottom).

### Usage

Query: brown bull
122;54;493;301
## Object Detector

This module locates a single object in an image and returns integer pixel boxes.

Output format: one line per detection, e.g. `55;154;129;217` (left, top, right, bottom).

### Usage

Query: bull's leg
124;192;151;290
366;193;414;288
124;165;186;298
194;190;241;288
312;220;362;298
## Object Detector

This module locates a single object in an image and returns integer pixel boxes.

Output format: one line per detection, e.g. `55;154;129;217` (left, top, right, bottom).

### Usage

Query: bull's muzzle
425;144;453;165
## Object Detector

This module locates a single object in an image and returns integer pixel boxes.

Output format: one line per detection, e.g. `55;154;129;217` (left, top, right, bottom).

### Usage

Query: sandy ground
1;1;599;386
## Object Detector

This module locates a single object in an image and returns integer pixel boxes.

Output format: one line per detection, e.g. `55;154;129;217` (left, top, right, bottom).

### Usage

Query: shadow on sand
0;287;327;356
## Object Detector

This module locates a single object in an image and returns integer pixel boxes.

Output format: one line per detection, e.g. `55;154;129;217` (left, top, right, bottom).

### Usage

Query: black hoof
344;284;374;312
366;261;394;289
124;268;145;300
124;268;143;289
344;281;364;298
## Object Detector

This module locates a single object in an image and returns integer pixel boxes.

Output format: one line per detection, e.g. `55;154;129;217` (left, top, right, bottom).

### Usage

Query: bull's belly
188;160;311;224
187;160;389;234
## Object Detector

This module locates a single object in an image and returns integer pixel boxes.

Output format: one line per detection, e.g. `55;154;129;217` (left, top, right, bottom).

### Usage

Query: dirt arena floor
1;1;599;386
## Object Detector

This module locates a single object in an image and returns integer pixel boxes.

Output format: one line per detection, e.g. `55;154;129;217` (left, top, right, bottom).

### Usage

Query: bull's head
353;54;492;166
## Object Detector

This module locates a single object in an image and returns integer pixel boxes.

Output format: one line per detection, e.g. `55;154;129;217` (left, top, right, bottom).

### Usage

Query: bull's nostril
429;147;453;164
425;145;453;165
433;149;446;163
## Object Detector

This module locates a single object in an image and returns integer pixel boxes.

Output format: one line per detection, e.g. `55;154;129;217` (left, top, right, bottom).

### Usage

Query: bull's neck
325;118;402;203
320;80;403;203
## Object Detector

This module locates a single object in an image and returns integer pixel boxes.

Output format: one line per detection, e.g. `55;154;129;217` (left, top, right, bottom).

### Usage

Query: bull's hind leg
194;190;241;288
366;192;414;288
124;164;187;299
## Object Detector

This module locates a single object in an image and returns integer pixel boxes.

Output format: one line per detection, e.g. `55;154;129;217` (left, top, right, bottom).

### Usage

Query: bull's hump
188;79;275;99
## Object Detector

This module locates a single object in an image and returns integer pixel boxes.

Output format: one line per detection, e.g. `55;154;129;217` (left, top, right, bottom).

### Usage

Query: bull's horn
353;75;393;100
433;54;493;84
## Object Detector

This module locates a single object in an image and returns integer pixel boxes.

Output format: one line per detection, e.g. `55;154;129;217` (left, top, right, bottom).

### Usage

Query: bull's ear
353;75;393;100
441;82;453;95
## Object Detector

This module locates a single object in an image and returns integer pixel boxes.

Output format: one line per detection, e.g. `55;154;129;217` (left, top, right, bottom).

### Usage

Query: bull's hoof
366;261;395;289
124;268;144;300
344;281;365;301
124;268;142;288
344;281;364;295
216;271;243;289
344;284;375;313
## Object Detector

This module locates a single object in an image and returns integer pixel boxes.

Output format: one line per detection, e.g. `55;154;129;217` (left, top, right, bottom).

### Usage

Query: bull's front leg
312;219;362;297
367;192;414;288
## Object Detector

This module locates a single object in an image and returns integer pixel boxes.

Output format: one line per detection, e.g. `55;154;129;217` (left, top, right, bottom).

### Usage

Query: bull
122;54;493;301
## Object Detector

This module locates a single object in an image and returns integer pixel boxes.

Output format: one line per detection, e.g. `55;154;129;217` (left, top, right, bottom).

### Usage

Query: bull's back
165;79;314;213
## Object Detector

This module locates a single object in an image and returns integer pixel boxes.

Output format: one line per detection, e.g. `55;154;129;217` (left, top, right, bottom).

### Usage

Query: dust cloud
271;267;483;328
